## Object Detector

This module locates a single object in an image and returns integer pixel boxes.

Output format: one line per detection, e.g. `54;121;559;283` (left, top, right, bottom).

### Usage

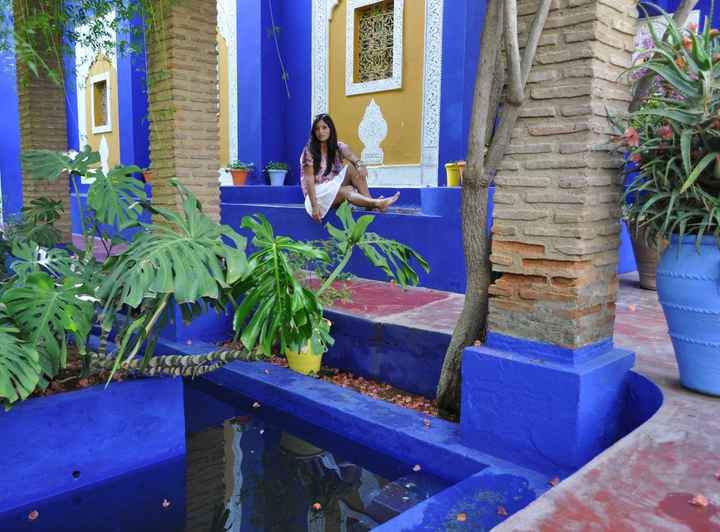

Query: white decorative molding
327;0;340;20
75;12;117;151
345;0;403;96
311;0;443;187
98;136;110;173
311;0;330;118
358;99;387;165
420;0;443;186
218;0;238;163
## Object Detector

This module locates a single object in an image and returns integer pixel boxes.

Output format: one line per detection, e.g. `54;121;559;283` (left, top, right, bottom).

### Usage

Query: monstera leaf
87;164;147;229
2;272;96;374
99;180;249;309
21;145;100;181
0;309;42;410
325;202;430;288
10;241;76;280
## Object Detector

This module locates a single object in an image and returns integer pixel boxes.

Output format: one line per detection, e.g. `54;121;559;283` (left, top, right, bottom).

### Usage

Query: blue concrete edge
0;378;185;517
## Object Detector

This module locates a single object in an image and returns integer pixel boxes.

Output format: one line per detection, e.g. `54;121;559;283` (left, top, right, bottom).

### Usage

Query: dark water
186;410;450;532
1;406;449;532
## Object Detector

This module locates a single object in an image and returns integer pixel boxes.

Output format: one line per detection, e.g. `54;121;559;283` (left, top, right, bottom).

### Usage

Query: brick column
13;2;71;238
146;0;221;220
487;0;637;347
460;0;637;473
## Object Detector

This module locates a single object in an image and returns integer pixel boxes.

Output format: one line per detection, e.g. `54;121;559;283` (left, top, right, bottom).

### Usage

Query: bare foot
376;192;400;212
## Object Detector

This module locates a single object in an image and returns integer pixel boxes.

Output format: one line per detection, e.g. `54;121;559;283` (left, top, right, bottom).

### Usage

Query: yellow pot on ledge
285;341;322;376
445;162;460;187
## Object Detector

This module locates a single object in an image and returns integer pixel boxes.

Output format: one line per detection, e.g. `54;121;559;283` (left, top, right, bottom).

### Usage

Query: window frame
345;0;404;96
90;71;112;134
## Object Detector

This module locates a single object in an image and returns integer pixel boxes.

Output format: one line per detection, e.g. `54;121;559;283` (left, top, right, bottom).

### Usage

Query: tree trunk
436;179;491;419
436;0;552;419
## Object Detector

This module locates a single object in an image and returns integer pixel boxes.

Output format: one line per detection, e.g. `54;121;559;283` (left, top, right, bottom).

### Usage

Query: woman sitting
300;113;400;222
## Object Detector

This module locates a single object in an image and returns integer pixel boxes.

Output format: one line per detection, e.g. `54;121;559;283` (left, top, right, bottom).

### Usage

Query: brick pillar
460;0;637;473
487;0;637;348
13;1;71;238
146;0;221;221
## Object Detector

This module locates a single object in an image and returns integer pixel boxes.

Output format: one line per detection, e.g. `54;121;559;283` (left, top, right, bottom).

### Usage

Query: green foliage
2;272;95;377
265;161;289;171
619;9;720;246
228;160;254;170
87;165;147;229
234;202;429;357
0;307;41;410
9;241;76;279
234;214;328;356
10;197;64;248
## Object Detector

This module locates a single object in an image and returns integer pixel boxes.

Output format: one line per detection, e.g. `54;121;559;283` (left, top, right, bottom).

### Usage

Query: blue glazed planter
657;235;720;396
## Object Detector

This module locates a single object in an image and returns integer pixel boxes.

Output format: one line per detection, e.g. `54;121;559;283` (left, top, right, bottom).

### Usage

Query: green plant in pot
227;160;254;186
265;161;289;186
617;10;720;395
233;202;429;375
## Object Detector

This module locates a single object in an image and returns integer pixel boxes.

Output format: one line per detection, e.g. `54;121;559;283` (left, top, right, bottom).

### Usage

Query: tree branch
484;0;552;179
504;0;524;105
629;0;699;111
465;0;504;181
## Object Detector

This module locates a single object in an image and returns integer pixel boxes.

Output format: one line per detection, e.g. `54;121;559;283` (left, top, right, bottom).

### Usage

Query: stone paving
328;273;720;531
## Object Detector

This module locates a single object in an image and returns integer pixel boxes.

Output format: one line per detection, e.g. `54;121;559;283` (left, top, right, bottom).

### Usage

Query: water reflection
187;416;448;532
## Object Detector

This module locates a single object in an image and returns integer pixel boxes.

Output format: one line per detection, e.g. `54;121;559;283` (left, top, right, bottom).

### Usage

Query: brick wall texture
488;0;636;348
13;1;71;238
147;0;221;221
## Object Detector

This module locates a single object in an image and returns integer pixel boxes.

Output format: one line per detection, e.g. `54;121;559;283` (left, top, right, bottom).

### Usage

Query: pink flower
689;22;698;33
630;152;642;163
623;127;641;147
657;125;673;140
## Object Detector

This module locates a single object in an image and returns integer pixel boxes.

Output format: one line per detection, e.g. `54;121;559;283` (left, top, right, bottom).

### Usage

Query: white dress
304;165;347;219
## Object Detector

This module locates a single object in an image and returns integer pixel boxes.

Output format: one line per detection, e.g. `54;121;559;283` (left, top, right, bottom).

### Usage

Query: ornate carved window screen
346;0;403;96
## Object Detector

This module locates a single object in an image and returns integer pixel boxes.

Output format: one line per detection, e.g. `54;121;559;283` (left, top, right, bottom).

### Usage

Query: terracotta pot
143;170;152;183
630;227;668;290
228;168;249;186
456;161;466;183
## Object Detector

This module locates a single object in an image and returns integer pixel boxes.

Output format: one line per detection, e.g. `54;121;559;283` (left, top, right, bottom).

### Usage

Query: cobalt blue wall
437;0;485;186
0;24;23;219
277;0;311;186
117;13;150;169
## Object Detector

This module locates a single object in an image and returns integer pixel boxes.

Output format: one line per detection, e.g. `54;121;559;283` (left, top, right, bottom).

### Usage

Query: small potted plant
227;161;254;186
265;161;289;186
615;12;720;395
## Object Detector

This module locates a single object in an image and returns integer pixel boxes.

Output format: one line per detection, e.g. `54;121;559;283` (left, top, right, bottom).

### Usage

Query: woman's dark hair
308;113;338;177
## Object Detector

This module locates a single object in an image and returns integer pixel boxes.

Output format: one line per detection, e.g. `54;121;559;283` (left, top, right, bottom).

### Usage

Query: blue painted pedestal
460;333;635;475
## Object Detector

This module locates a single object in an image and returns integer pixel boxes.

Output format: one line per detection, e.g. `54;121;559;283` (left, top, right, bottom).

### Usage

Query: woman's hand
312;204;322;222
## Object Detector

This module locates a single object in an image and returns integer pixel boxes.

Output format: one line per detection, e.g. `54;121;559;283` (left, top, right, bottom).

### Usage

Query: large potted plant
618;13;720;395
233;202;429;375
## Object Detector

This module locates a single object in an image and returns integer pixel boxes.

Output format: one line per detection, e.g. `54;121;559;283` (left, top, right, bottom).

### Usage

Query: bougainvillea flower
689;22;698;33
657;125;673;140
682;35;693;50
630;152;642;163
623;127;641;147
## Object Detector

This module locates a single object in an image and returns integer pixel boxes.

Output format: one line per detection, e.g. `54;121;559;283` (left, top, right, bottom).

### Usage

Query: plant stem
123;293;170;364
317;246;353;296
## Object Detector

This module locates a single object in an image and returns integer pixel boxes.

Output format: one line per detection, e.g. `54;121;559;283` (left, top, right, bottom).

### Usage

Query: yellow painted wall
84;56;120;168
329;0;424;165
218;34;230;168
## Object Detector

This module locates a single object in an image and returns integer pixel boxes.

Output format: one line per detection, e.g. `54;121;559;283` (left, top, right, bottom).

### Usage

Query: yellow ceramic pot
285;341;322;375
445;162;460;187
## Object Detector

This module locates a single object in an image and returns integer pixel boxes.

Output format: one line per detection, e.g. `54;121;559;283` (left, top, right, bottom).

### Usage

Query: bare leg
333;186;400;211
342;164;372;198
